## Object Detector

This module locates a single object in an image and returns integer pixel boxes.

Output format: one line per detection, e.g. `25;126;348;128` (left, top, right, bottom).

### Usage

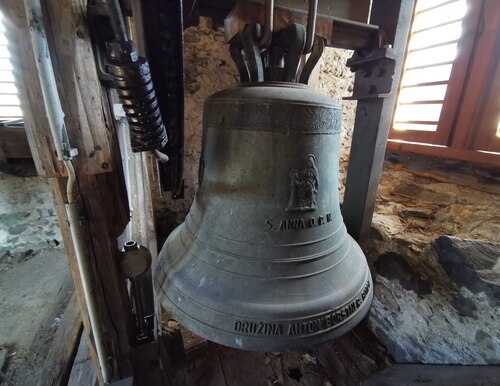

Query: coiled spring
108;57;167;152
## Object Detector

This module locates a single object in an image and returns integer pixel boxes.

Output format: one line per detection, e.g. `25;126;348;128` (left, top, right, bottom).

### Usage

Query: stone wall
316;48;356;191
0;169;61;256
367;159;500;365
154;20;236;240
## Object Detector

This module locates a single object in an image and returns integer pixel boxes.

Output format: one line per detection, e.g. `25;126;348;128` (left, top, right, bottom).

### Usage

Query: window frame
0;11;23;122
387;0;500;167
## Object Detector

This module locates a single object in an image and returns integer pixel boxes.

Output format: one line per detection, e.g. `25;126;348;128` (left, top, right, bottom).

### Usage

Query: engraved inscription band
233;280;371;338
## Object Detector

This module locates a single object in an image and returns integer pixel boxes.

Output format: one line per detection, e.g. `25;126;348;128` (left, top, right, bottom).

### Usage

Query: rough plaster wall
154;22;355;240
155;20;238;239
0;170;62;254
367;167;500;364
316;48;356;197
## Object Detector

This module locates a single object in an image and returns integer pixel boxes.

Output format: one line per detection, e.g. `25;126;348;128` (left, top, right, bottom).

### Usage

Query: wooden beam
197;0;370;24
342;0;415;245
386;140;500;168
0;127;31;158
68;335;99;386
1;0;60;176
1;0;136;383
224;1;379;50
37;293;83;386
130;341;173;386
1;0;114;177
49;170;135;383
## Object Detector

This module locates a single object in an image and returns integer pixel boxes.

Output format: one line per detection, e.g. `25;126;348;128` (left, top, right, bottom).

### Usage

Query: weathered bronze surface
155;82;373;351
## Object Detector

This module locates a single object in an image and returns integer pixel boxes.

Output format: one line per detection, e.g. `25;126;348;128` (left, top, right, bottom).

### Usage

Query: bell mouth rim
234;81;311;89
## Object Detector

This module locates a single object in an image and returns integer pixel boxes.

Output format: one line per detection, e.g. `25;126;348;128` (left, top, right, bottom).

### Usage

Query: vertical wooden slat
37;294;83;386
342;0;415;244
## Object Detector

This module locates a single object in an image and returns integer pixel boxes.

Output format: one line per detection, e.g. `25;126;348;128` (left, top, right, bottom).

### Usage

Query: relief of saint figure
286;154;319;212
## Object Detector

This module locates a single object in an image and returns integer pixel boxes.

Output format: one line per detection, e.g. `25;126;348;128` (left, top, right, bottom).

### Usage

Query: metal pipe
258;0;274;48
24;0;70;161
65;178;113;384
153;149;170;163
117;117;132;243
24;0;112;382
304;0;318;54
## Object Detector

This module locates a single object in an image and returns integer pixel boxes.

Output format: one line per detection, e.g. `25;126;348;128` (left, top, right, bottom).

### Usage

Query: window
0;11;22;122
388;0;500;167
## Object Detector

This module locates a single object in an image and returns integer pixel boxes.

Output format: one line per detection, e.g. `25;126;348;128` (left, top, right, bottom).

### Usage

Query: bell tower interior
0;0;498;385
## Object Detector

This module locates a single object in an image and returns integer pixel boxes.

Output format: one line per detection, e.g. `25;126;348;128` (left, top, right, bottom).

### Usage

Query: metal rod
102;0;129;42
304;0;318;54
117;118;132;243
65;198;112;384
106;0;129;42
258;0;274;48
131;277;147;333
153;149;170;163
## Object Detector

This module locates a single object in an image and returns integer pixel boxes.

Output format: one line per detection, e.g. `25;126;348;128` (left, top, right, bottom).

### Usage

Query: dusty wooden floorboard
312;323;392;386
130;341;173;386
181;327;209;362
68;335;98;386
37;293;82;386
171;322;391;386
364;364;500;385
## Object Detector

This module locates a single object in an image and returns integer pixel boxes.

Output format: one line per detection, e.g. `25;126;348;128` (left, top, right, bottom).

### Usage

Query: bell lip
155;227;373;351
158;286;373;352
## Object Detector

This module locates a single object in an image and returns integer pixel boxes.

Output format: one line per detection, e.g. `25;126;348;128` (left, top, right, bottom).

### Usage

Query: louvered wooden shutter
0;11;22;121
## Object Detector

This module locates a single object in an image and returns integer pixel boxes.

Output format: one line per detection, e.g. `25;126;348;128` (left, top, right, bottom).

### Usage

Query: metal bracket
344;47;396;100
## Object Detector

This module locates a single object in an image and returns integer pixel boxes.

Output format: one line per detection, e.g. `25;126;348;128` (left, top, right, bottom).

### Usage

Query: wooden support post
49;172;134;382
342;0;415;245
68;335;99;386
0;127;31;159
1;0;135;383
38;294;83;386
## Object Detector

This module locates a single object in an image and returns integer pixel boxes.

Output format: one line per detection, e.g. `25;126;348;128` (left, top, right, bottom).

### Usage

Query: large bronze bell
154;82;373;351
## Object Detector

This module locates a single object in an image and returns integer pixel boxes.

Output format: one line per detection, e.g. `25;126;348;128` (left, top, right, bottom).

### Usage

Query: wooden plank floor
67;336;98;386
37;293;82;386
171;322;392;386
